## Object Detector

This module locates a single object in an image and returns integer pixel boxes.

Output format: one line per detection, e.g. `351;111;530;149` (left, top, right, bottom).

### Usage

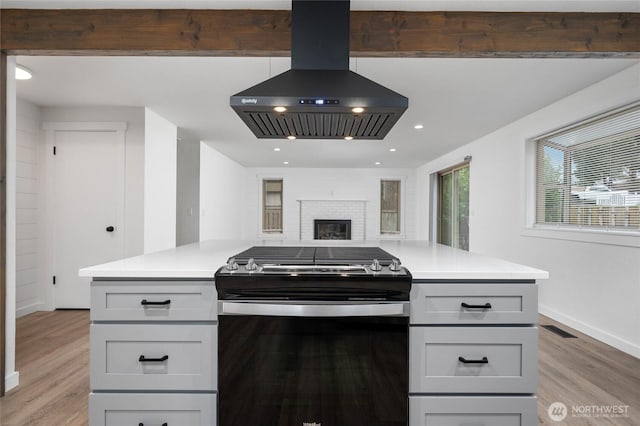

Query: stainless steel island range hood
230;0;408;140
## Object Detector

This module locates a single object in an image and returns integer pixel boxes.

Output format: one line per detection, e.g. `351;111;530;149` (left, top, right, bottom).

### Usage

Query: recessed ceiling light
283;161;289;165
414;124;424;130
344;136;354;141
389;148;397;152
375;161;381;165
16;64;32;80
274;148;281;151
287;135;296;140
352;107;364;114
274;106;287;113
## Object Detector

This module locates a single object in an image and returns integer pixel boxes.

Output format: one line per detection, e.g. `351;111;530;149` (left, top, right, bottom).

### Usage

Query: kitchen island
81;240;547;426
80;239;548;280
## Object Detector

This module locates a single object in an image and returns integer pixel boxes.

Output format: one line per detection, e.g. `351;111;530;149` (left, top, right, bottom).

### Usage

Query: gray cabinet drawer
91;324;217;391
90;281;216;321
409;396;537;426
409;327;537;393
89;392;216;426
410;283;537;325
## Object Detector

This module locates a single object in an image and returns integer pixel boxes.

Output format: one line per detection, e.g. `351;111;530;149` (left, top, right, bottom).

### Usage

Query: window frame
260;177;284;236
378;177;407;238
436;161;470;251
524;102;640;248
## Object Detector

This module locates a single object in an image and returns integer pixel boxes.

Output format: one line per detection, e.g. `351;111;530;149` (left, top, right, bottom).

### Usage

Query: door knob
105;226;115;232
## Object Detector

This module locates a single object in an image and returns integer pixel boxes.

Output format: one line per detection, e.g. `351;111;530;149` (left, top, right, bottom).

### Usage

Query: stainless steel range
215;246;411;426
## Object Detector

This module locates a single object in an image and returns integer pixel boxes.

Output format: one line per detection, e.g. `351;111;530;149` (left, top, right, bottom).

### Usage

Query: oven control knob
226;258;239;271
245;258;258;271
370;259;382;272
389;258;402;272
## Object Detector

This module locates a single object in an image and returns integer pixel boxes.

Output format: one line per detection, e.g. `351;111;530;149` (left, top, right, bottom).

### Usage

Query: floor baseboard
16;302;46;318
4;371;20;392
539;304;640;358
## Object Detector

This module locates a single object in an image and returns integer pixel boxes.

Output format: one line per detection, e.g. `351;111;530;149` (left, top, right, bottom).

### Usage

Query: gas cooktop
229;246;399;266
215;246;412;301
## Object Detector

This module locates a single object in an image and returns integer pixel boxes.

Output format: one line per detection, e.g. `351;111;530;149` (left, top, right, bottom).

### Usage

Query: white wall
243;167;417;240
176;132;200;246
40;106;145;258
199;142;246;240
144;108;177;253
15;99;42;317
5;56;19;392
417;63;640;357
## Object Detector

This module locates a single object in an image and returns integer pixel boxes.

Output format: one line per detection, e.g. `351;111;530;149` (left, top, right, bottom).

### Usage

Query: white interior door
53;129;125;308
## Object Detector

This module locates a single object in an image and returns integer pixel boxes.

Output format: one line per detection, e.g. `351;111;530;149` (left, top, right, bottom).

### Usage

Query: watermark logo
548;402;568;421
548;402;630;421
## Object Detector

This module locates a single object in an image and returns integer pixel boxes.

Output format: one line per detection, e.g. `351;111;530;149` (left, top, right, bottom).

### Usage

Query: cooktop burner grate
229;246;316;264
228;246;397;266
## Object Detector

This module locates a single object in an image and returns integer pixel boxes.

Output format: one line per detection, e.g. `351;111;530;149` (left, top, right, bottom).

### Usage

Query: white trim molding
540;304;640;358
16;302;47;318
4;371;20;393
522;226;640;248
42;121;127;132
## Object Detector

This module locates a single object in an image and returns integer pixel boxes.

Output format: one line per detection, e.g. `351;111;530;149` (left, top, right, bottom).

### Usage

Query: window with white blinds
535;103;640;231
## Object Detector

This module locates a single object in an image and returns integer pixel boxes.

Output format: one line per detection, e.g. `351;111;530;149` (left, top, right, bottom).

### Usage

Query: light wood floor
0;311;638;425
0;310;90;426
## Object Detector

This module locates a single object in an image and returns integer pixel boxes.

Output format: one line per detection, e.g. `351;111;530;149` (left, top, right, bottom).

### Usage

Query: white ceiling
16;56;638;168
11;0;640;168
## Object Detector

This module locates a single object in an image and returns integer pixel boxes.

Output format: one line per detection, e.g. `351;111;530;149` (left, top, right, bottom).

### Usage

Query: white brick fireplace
298;200;367;240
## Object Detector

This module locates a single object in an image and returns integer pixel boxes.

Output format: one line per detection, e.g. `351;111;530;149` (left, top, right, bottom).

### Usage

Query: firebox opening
314;219;352;240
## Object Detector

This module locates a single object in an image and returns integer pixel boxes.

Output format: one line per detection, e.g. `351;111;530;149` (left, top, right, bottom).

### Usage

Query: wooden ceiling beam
1;9;639;57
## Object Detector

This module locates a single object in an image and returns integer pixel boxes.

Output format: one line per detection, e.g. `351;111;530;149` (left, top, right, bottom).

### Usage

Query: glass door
438;164;470;250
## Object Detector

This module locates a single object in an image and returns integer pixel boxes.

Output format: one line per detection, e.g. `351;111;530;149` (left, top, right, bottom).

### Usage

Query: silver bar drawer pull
138;355;169;363
139;423;168;426
461;302;492;310
140;299;171;306
458;356;489;364
221;302;406;317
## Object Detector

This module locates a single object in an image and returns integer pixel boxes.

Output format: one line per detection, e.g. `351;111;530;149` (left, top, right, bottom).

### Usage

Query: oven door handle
220;302;408;317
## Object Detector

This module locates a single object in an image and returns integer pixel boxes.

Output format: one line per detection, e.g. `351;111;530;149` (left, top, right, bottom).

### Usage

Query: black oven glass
218;315;408;426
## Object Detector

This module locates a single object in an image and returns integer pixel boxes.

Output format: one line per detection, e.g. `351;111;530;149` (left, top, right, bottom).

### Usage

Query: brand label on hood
241;98;258;104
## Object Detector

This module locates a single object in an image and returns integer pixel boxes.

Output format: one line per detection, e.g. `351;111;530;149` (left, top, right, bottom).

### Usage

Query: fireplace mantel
297;199;368;203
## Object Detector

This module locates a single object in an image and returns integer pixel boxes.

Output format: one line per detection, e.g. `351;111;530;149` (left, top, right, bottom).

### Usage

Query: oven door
218;302;409;426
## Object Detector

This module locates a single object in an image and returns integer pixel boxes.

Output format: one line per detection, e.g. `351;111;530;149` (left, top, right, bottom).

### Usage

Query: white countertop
79;240;548;280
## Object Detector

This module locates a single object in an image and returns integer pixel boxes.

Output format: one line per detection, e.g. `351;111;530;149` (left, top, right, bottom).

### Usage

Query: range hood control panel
298;99;340;105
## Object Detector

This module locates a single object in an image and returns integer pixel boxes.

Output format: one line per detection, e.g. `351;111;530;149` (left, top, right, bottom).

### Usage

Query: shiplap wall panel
16;254;37;272
15;193;36;209
16;177;37;194
16;238;36;256
16;162;38;179
16;208;37;224
16;99;42;317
